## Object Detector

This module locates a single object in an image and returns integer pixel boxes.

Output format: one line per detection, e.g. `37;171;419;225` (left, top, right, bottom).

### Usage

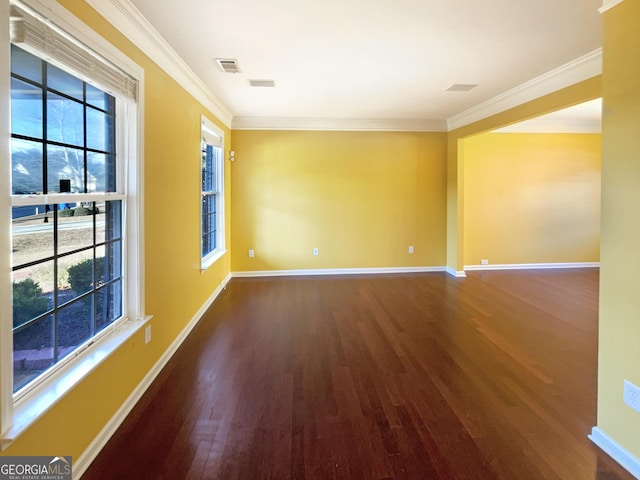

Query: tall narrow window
201;117;225;269
10;45;124;393
2;3;142;430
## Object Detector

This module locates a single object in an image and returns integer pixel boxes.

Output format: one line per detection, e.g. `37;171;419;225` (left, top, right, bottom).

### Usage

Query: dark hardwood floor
82;269;635;479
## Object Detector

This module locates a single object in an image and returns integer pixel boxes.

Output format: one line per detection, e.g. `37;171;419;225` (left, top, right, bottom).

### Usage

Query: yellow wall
446;77;602;273
597;0;640;460
463;133;601;266
231;130;447;271
2;0;231;461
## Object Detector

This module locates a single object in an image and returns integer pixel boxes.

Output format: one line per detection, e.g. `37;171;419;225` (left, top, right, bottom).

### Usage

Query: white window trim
0;0;147;446
200;115;226;271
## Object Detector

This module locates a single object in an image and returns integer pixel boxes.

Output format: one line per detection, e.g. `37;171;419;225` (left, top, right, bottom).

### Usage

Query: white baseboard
464;262;600;271
589;427;640;479
445;267;467;278
73;273;232;479
232;266;446;278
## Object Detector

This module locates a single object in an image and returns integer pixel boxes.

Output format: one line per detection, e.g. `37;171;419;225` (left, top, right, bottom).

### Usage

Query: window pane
47;92;84;147
87;152;116;192
58;207;94;255
57;302;92;361
202;233;215;255
202;194;216;257
11;77;43;139
12;207;54;270
86;107;114;152
13;258;54;300
67;255;97;298
12;270;52;330
60;250;95;301
202;145;215;192
11;44;42;83
13;315;54;392
12;205;46;220
86;83;114;111
96;280;122;331
95;203;106;244
47;144;84;193
11;137;43;194
105;201;122;240
202;194;216;216
102;241;122;284
47;63;83;101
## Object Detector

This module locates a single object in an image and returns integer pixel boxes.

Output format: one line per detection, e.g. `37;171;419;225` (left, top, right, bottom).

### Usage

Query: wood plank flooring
82;269;635;479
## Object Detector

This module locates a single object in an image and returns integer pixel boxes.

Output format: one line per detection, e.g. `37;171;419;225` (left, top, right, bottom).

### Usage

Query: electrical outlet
313;247;319;256
408;246;415;254
624;380;640;413
481;259;489;265
144;325;152;345
248;249;255;258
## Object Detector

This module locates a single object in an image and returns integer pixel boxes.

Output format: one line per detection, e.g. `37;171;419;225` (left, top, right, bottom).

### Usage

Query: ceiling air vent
215;58;240;73
445;84;478;92
249;79;275;87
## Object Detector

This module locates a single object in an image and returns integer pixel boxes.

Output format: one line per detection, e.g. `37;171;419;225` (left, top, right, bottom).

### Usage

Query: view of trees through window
10;45;123;392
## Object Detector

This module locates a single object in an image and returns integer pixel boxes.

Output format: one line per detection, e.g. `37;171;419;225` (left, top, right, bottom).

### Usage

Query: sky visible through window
11;45;115;203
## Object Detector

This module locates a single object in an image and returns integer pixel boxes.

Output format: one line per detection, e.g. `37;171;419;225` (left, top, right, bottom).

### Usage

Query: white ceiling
126;0;603;128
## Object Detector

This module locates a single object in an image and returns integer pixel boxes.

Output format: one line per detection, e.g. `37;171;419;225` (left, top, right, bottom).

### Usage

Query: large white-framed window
200;116;225;270
1;0;145;443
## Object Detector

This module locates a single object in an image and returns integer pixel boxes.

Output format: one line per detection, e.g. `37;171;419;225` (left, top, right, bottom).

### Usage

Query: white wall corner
447;49;602;131
599;0;625;14
84;0;234;127
445;267;467;278
589;427;640;478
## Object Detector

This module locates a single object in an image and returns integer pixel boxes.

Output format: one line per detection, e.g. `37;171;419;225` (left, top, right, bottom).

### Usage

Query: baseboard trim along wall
445;267;467;278
232;266;447;278
589;427;640;479
73;273;233;478
464;262;600;271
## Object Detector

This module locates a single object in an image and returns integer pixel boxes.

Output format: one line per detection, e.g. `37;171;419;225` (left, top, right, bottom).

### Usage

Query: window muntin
10;45;123;393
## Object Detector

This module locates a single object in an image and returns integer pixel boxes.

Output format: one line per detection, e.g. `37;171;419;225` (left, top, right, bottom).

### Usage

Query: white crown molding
231;116;448;132
599;0;625;14
447;49;602;131
84;0;233;128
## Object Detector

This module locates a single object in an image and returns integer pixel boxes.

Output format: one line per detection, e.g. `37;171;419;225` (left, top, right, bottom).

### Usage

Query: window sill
201;248;227;272
1;315;152;450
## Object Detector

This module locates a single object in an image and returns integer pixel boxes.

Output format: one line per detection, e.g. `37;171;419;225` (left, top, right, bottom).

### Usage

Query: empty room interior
1;0;640;478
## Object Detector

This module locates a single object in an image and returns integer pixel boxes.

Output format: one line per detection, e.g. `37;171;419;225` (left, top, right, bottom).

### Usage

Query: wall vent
215;58;240;73
249;79;275;87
